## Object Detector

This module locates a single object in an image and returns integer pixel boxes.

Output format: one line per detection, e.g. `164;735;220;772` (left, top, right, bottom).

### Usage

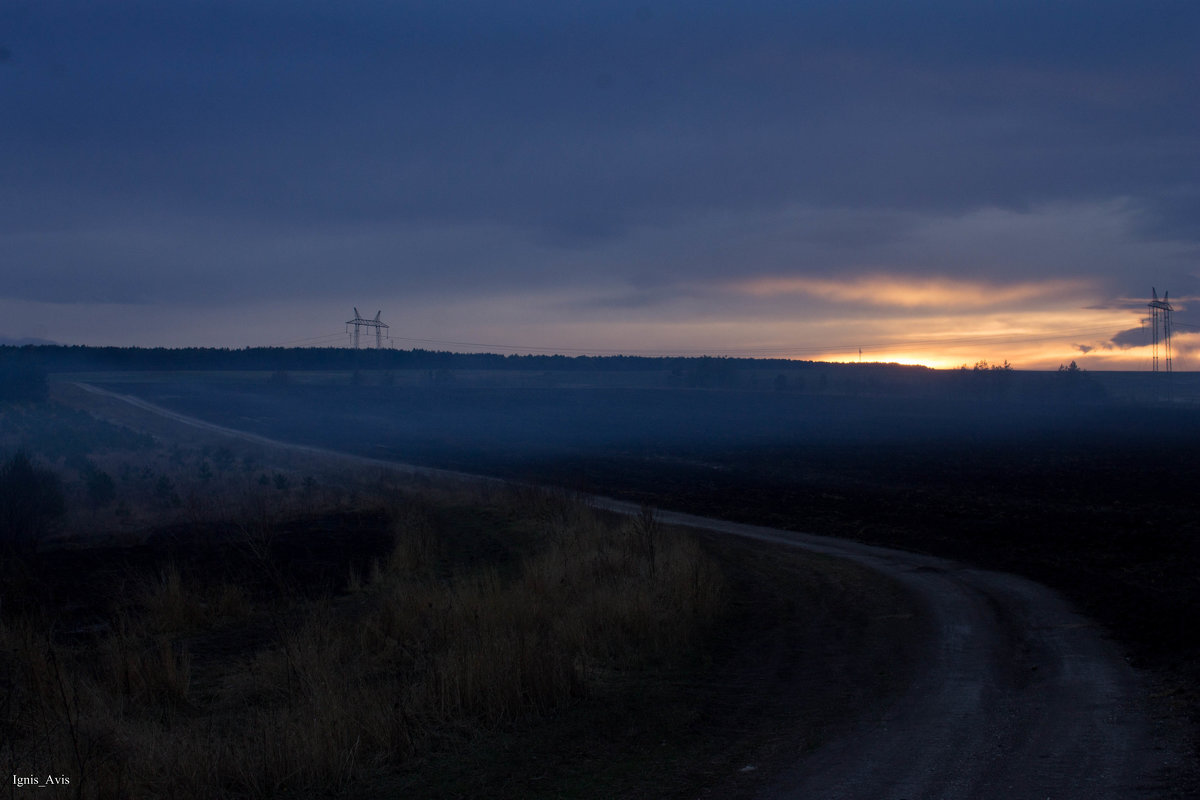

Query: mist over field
63;354;1200;646
3;346;1200;796
79;359;1198;479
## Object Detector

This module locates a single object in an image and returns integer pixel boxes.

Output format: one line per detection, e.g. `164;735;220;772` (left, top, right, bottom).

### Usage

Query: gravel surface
594;502;1192;800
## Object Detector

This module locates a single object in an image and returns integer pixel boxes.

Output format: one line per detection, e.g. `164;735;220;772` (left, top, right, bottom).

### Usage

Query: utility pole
346;308;390;349
1149;289;1173;373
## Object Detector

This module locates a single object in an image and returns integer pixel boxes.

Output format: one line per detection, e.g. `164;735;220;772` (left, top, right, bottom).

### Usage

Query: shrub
0;450;65;548
154;475;180;508
85;466;117;508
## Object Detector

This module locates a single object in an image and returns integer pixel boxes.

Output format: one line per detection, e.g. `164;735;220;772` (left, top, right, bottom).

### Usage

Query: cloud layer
1;1;1198;365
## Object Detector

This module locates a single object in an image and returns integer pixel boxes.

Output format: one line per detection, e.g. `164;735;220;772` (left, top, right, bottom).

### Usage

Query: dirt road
594;500;1189;798
73;383;1192;798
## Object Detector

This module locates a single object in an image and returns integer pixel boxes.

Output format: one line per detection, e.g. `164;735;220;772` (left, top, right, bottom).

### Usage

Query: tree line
2;345;932;376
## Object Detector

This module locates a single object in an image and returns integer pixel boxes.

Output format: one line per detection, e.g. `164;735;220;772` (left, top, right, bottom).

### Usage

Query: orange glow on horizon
794;334;1198;371
733;274;1094;310
688;275;1194;370
426;283;1188;369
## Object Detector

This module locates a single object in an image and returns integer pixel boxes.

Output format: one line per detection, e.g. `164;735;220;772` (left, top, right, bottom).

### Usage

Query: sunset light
732;275;1093;311
3;6;1199;797
0;3;1195;370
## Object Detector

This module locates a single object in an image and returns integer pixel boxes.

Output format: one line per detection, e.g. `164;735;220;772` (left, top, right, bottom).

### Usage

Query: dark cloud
1110;327;1149;350
562;288;681;312
0;0;1197;328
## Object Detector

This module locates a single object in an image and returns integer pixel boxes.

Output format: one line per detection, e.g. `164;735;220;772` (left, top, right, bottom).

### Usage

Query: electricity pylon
346;308;390;349
1149;288;1173;373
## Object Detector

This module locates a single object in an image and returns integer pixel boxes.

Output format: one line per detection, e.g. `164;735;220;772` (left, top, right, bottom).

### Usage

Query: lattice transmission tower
346;308;390;349
1148;288;1173;373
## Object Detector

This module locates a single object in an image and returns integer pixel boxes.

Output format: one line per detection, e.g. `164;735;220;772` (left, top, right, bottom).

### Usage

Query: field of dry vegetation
1;475;729;799
2;388;928;798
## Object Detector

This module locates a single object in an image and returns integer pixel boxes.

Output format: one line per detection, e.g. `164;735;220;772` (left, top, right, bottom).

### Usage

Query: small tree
634;504;659;578
213;446;235;473
85;467;117;508
0;450;65;549
154;475;180;508
1056;360;1104;401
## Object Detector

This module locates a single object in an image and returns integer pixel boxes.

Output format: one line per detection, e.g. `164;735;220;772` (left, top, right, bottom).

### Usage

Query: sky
2;1;1198;369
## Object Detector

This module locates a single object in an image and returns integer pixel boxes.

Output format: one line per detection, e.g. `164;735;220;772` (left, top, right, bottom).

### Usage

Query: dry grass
1;486;727;799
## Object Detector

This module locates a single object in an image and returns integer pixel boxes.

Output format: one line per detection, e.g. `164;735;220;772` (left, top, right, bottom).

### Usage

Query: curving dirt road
594;500;1188;799
73;383;1191;798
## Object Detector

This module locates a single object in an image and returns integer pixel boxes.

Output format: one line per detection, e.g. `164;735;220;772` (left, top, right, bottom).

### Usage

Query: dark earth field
70;372;1200;755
